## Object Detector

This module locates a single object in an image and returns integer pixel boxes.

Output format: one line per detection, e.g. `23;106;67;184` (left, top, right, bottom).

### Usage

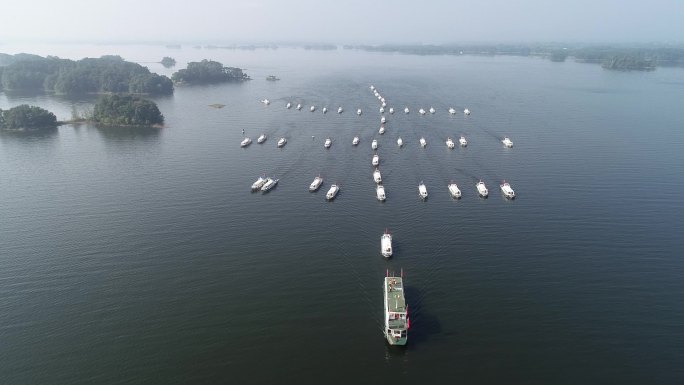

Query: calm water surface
1;45;683;384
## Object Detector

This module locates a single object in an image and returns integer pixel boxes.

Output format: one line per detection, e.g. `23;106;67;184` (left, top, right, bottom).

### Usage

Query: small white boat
257;134;266;144
381;116;386;124
357;108;362;116
404;107;409;114
446;137;455;149
370;85;375;91
380;107;385;113
372;154;379;166
261;177;279;192
502;137;513;148
323;107;328;114
397;137;403;147
418;182;428;199
381;101;386;108
419;137;427;147
448;183;461;198
376;185;386;201
373;168;382;184
371;139;378;150
262;99;270;105
326;184;339;200
448;107;456;115
464;108;471;115
324;137;332;148
476;180;488;197
309;175;323;192
338;106;343;114
459;136;468;147
296;103;302;110
389;107;394;114
500;181;515;199
379;126;385;135
286;102;292;109
277;137;287;148
241;137;252;147
310;105;316;112
251;176;266;191
352;136;360;146
429;107;435;114
381;230;392;257
419;108;426;115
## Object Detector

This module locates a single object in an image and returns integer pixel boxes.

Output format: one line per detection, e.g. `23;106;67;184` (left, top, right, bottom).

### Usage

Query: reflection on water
92;124;162;142
0;127;58;141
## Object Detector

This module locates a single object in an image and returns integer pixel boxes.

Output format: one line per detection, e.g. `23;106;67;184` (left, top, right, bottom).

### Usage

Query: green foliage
171;59;250;84
160;57;176;68
549;51;568;62
0;104;57;129
602;55;655;71
0;54;173;95
92;94;164;126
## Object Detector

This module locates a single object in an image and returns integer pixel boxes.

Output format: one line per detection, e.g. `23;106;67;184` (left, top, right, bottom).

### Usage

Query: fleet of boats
384;271;409;345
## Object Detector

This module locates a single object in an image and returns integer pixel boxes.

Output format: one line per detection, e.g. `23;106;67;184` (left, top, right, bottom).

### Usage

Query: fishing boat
418;182;428;199
459;136;468;147
372;154;379;166
373;168;382;184
419;137;427;148
419;108;426;115
324;137;332;148
379;125;385;135
389;107;395;114
380;107;385;113
429;107;435;114
376;185;386;201
476;180;489;197
310;105;316;112
502;137;513;148
381;230;392;258
352;136;360;146
500;181;515;199
277;137;287;148
296;103;302;110
257;134;266;144
381;116;386;124
370;85;375;90
241;137;252;147
372;139;378;150
323;107;328;113
464;108;471;115
309;175;323;192
383;271;409;345
357;108;362;116
446;137;455;149
448;107;456;115
338;106;343;114
397;137;403;147
261;99;270;105
404;107;410;114
251;176;266;191
448;183;462;198
261;177;279;193
286;102;292;109
326;184;339;200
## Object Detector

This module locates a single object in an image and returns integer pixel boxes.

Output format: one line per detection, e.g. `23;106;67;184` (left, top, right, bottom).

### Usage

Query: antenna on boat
400;268;403;278
386;269;388;277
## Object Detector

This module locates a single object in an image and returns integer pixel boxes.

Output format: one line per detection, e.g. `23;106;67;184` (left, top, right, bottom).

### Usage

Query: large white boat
372;139;378;150
352;136;360;146
397;137;403;147
372;154;379;166
322;107;328;114
257;134;266;144
309;175;323;192
459;136;468;147
376;185;386;201
324;137;332;148
373;168;382;184
448;107;456;115
448;183;462;198
261;177;279;193
502;137;513;148
383;272;409;345
338;106;343;114
500;181;515;199
357;108;362;116
326;184;339;200
251;176;266;191
310;105;316;112
277;137;287;148
446;137;455;149
404;107;410;114
389;107;395;114
418;182;428;199
241;137;252;147
464;108;471;115
286;102;292;109
381;230;392;258
419;137;427;148
476;180;489;197
429;107;435;114
419;108;426;115
379;126;385;135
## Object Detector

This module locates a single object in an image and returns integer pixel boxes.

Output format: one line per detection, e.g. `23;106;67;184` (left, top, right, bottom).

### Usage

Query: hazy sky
2;0;683;44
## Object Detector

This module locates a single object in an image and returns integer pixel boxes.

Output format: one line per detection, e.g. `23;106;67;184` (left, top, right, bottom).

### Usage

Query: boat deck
385;277;406;313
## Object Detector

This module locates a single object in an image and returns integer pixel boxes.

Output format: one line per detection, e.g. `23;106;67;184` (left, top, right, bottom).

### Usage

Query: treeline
0;104;57;129
171;59;250;84
92;94;164;126
0;54;173;95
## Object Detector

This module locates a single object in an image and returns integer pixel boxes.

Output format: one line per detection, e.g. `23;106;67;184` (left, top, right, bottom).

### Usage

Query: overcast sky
2;0;683;44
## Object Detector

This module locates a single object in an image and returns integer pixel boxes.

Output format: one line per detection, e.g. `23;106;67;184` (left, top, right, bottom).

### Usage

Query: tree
160;57;176;68
171;59;250;84
0;105;57;129
92;94;164;126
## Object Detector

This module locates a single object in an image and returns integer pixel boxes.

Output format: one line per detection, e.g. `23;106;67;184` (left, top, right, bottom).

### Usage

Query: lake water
1;44;683;384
